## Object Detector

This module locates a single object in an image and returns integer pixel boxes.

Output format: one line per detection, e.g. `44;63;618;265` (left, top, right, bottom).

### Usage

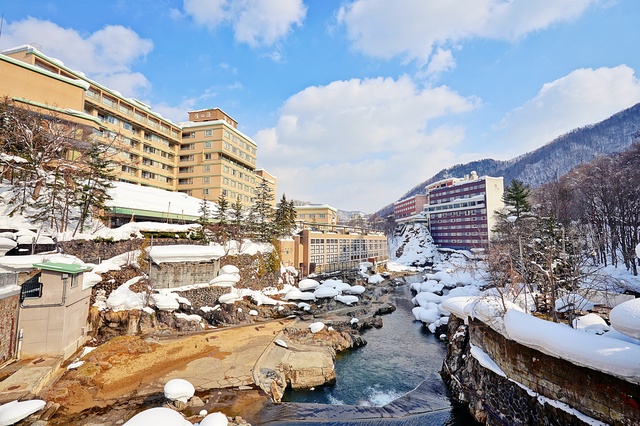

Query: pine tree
74;141;115;235
250;179;276;242
274;194;298;237
196;197;212;244
230;197;247;252
501;179;532;219
212;194;229;244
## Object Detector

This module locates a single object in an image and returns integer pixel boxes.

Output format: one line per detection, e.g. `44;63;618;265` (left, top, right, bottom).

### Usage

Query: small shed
18;262;93;360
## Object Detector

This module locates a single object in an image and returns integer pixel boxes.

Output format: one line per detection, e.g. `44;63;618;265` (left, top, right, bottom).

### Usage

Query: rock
188;396;205;407
281;347;336;389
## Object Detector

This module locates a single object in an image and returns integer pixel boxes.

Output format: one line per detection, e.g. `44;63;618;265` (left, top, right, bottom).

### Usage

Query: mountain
375;102;640;218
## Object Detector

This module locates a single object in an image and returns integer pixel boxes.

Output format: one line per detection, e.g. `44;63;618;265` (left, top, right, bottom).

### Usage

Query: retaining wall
442;315;640;425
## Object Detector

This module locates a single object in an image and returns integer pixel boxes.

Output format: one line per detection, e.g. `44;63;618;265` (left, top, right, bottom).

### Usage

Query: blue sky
2;1;640;213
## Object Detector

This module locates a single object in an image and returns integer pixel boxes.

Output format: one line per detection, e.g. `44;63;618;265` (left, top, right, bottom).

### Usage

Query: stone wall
149;261;220;289
442;315;640;426
0;293;19;364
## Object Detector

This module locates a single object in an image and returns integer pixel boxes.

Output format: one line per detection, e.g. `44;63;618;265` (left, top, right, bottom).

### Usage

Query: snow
147;244;225;264
367;274;384;284
572;313;609;335
164;378;195;403
200;412;228;426
108;181;216;219
0;253;84;273
343;284;365;295
210;274;240;285
335;294;359;305
151;293;180;311
123;407;192;426
298;278;319;291
0;237;16;256
274;339;288;348
470;344;506;377
555;293;596;313
219;264;239;275
314;286;339;298
283;288;316;301
609;298;640;339
105;277;147;311
0;399;46;426
309;322;325;333
67;361;84;370
504;309;640;384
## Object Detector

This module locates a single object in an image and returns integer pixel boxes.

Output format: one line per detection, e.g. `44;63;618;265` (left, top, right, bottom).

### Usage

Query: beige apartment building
178;108;263;206
0;45;274;208
294;205;338;226
279;227;389;276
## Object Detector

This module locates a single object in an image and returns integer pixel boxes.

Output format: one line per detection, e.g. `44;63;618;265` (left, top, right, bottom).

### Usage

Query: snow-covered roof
147;245;225;264
106;181;217;218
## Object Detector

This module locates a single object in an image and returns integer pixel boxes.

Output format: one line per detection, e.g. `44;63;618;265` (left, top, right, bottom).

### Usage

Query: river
259;278;479;425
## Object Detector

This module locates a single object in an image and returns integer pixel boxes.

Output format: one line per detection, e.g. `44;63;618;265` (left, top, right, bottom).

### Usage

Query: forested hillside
376;102;640;218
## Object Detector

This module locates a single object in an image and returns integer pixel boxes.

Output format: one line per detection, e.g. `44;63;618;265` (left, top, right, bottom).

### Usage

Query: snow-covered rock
164;378;195;403
609;298;640;339
123;407;191;425
343;285;365;295
335;294;359;305
573;313;609;334
0;399;46;426
283;288;316;301
275;339;288;348
314;287;339;298
200;412;228;426
309;322;325;333
368;274;384;284
298;278;320;291
219;264;239;275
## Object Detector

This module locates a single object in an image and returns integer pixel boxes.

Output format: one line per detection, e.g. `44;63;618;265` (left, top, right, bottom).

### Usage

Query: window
205;129;213;136
203;188;210;195
203;165;211;172
20;274;42;301
204;140;212;148
204;153;212;160
224;142;231;150
203;177;210;183
70;275;78;288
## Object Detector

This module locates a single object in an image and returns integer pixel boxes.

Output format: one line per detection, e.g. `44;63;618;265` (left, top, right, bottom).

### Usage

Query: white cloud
0;18;153;98
425;48;456;78
254;76;478;212
497;65;640;155
183;0;306;47
337;0;599;66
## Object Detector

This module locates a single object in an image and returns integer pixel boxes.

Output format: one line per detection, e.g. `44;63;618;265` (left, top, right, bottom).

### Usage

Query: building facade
178;108;261;206
393;194;428;219
1;45;274;208
19;262;93;360
294;205;338;226
423;174;504;250
279;227;389;276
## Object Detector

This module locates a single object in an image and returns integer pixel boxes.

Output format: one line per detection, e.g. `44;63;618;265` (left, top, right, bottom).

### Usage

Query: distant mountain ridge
375;102;640;218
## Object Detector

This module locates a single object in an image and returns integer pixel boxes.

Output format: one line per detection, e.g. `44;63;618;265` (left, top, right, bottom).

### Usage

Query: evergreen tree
74;141;115;234
501;179;532;219
274;194;298;237
250;179;276;242
195;197;212;243
212;194;230;244
213;194;229;226
229;196;248;252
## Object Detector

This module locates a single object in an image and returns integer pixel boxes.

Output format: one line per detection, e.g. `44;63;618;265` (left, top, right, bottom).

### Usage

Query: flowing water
260;278;479;425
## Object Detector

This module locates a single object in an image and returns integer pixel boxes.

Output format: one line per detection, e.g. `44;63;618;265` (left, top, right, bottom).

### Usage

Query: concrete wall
443;315;639;426
150;261;220;289
19;271;91;360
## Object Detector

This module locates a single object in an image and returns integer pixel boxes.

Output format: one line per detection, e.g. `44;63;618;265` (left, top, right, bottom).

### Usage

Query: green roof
32;262;92;274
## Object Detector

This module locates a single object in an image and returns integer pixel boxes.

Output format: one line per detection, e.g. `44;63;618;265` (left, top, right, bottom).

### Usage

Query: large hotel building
395;173;504;250
0;45;273;206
